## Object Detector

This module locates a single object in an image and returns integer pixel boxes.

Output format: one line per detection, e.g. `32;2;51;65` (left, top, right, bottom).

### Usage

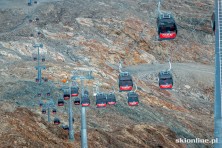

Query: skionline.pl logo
175;138;218;144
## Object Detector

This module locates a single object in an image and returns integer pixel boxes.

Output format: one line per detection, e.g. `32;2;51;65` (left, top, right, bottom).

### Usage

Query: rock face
0;0;215;147
0;102;74;147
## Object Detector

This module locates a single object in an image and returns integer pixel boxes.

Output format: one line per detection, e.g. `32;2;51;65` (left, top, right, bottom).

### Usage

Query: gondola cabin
43;77;48;82
157;13;177;40
127;92;139;106
71;87;79;97
81;95;90;107
74;97;80;105
84;90;89;95
52;108;57;114
42;109;46;114
47;92;50;96
33;56;37;61
106;93;116;105
158;71;173;89
37;93;41;97
96;93;107;108
63;90;70;100
211;12;215;33
58;99;64;106
119;72;133;91
39;102;43;107
54;118;60;125
63;125;69;130
72;118;75;123
35;78;39;83
42;57;45;62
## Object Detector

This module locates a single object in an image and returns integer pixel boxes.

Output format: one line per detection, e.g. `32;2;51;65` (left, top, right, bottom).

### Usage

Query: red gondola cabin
81;94;90;107
37;93;41;97
47;92;50;96
127;92;139;106
158;71;173;89
58;99;64;106
157;13;177;40
42;109;46;114
71;86;79;97
96;93;107;108
35;78;39;83
119;72;133;92
63;90;70;100
54;118;60;125
106;93;116;105
74;97;80;105
39;102;43;107
52;108;57;114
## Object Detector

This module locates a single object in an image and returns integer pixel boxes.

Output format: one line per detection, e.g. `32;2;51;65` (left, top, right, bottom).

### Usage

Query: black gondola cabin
54;118;60;125
47;92;50;96
157;13;177;40
58;99;64;106
52;108;57;114
39;102;43;107
42;109;46;114
71;86;79;97
42;57;45;62
63;125;69;130
119;72;133;91
36;78;39;83
96;93;107;108
84;90;89;95
63;90;70;100
158;71;173;89
74;97;80;105
81;94;90;107
33;56;37;61
37;93;41;97
44;78;48;82
106;93;116;105
127;92;139;106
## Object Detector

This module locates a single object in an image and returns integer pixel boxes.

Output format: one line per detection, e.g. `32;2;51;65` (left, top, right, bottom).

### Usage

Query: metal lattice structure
33;44;45;85
71;70;94;148
214;0;222;147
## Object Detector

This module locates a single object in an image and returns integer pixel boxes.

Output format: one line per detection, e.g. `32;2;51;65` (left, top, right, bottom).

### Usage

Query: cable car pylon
33;44;46;85
61;80;74;141
71;70;94;148
214;0;222;147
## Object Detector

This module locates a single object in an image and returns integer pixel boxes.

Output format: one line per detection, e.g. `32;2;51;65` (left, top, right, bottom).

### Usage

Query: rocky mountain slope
0;0;215;147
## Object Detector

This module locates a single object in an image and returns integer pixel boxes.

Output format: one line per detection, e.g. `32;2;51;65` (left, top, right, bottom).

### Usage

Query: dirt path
122;63;214;90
